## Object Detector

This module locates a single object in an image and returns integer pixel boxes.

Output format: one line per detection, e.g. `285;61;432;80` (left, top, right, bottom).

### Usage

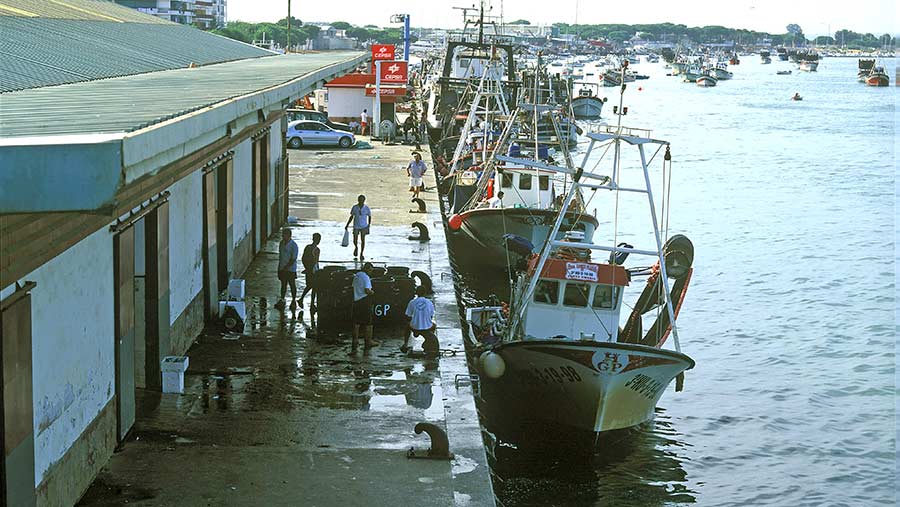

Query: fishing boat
711;63;733;80
797;51;819;72
696;74;717;87
681;65;703;83
444;60;598;269
776;70;792;75
760;50;771;64
465;86;696;441
857;59;875;83
571;83;607;119
777;47;789;61
865;66;889;87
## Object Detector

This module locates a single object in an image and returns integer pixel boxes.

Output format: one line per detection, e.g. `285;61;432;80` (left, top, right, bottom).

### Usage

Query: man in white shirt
360;109;368;136
345;194;372;261
487;191;504;209
406;152;427;199
351;263;378;352
401;286;439;357
276;228;299;311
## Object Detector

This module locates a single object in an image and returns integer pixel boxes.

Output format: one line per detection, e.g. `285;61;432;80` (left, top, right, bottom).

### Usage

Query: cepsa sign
371;44;395;61
378;60;408;84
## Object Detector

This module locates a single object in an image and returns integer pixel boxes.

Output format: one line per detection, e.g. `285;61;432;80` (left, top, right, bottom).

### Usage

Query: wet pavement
78;139;494;506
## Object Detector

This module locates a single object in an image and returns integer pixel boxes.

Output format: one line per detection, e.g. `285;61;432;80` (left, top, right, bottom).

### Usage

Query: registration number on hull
517;365;583;386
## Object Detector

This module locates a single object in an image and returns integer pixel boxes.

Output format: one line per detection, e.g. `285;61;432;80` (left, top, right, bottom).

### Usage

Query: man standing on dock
276;228;299;311
298;232;321;315
351;263;379;352
407;152;427;200
345;194;372;261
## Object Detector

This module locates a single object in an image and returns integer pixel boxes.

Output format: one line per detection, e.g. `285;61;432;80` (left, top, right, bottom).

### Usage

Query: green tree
332;21;351;30
606;30;630;42
509;19;530;25
814;35;835;45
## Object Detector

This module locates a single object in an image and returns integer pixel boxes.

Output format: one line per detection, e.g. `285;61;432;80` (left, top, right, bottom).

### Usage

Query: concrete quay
76;137;495;506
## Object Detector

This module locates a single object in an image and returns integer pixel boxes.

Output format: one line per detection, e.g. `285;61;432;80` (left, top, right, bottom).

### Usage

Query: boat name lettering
625;373;663;399
522;215;550;226
566;262;598;282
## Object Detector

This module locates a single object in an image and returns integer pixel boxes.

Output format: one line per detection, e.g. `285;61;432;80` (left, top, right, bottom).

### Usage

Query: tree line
211;18;406;49
542;22;895;48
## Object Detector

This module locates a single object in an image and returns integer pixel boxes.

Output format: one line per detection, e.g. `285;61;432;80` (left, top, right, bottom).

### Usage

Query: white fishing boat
696;74;717;87
571;83;607;119
444;59;598;269
465;86;696;441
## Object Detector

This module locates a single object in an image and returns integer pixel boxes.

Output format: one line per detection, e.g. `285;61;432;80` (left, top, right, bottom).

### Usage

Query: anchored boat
571;83;607;119
865;66;889;87
465;85;696;442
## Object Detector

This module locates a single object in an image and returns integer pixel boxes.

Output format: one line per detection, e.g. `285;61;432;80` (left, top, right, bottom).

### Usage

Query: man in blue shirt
401;286;439;357
345;194;372;261
350;262;379;352
276;228;299;311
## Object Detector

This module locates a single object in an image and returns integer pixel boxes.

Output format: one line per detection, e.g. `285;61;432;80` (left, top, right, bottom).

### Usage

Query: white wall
326;88;374;120
232;139;253;249
27;226;115;484
167;171;204;325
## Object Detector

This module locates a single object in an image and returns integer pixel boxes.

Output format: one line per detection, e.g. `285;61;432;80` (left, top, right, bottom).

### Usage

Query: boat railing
587;124;653;139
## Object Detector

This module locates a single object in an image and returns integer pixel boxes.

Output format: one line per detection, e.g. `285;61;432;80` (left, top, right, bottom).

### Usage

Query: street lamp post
286;0;291;53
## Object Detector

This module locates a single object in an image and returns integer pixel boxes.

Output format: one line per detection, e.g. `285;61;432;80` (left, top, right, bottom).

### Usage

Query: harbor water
455;57;897;506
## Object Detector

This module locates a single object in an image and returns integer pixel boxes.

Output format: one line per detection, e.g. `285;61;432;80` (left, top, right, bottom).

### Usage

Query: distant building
113;0;226;29
306;24;358;50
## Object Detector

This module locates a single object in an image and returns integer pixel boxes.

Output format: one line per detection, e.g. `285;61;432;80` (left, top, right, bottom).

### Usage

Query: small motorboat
776;70;792;75
791;93;802;101
571;84;607;119
865;66;889;87
696;74;717;87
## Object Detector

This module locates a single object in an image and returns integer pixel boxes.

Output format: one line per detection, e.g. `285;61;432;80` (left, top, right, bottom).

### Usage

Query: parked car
286;109;352;132
286;120;355;148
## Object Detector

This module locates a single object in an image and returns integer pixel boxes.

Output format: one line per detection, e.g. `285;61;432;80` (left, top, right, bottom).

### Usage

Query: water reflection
490;410;697;506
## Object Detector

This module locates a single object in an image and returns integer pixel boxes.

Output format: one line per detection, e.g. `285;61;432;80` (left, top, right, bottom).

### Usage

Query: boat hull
799;61;818;72
454;208;598;269
475;340;694;439
866;73;889;87
571;96;604;118
696;76;717;87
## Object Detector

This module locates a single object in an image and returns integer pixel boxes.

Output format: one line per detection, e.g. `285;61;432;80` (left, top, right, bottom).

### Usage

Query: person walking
299;232;321;314
401;286;439;357
360;109;368;136
351;263;379;352
276;228;299;311
345;194;372;260
407;152;427;200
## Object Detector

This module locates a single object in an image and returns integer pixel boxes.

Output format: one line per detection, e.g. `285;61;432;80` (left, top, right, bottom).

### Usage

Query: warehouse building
0;1;364;505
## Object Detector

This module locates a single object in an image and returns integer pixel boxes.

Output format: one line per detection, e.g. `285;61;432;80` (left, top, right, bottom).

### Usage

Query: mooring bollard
408;221;430;242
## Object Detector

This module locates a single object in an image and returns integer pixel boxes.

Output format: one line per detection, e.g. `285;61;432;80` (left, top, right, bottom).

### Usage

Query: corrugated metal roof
0;52;367;138
0;0;273;92
1;0;170;23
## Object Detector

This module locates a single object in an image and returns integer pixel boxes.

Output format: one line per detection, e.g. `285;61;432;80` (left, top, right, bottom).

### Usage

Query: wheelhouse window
534;280;559;305
519;173;532;190
591;285;618;309
539;175;550;191
563;282;590;307
501;172;513;188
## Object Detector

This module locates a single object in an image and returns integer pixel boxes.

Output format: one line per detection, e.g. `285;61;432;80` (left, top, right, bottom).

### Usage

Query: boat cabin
492;166;556;209
519;256;630;342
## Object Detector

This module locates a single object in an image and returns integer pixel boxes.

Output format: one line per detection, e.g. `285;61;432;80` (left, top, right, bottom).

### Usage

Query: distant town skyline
227;0;898;37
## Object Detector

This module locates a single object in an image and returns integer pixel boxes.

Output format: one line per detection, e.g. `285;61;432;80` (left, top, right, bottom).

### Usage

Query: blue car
286;120;355;149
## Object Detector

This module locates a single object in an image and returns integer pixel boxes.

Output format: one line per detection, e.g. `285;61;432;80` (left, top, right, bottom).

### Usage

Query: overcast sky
227;0;898;36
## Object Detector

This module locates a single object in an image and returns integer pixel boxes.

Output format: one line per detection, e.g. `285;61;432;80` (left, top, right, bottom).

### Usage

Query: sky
227;0;898;37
